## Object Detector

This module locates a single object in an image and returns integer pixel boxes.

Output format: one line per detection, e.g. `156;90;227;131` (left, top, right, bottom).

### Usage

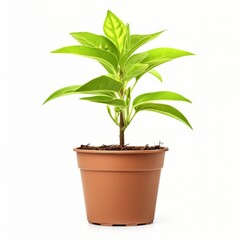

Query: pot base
89;221;153;226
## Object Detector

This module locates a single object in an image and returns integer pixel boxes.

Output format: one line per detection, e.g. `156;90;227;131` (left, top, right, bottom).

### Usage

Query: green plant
44;10;193;146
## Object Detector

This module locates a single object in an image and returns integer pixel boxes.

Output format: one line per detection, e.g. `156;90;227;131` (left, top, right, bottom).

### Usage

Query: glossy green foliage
44;10;194;131
103;10;126;53
69;32;119;57
43;75;119;104
80;96;126;108
135;103;192;129
51;46;118;74
148;69;163;82
133;91;192;106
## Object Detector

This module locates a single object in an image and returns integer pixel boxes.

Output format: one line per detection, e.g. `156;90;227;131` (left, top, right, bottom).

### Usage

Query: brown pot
74;148;168;226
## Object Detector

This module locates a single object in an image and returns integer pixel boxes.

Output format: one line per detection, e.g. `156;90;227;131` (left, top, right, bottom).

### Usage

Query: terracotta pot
74;148;168;226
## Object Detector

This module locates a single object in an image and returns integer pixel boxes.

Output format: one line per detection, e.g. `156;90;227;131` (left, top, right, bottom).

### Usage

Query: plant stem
119;111;125;146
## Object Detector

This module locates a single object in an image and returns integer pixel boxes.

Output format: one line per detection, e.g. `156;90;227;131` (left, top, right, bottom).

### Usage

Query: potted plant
44;10;193;226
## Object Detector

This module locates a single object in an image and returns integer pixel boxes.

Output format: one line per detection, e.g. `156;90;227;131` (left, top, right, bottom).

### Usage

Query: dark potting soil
77;144;166;151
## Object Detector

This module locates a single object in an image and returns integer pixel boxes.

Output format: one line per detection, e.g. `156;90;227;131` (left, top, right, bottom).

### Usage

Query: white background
2;0;240;239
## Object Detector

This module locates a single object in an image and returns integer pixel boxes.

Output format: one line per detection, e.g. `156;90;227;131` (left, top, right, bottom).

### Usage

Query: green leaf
148;69;163;82
80;96;126;108
120;31;165;66
103;10;126;52
124;63;149;81
142;47;193;69
78;75;122;92
135;103;192;129
142;48;193;64
129;30;165;55
43;75;121;104
107;105;118;125
131;48;194;80
122;23;130;54
133;91;192;106
69;32;119;58
43;85;82;104
51;45;118;73
120;51;148;70
125;52;148;65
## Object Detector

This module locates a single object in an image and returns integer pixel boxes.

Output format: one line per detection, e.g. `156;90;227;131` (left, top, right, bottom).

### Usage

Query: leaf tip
106;9;114;18
160;29;168;34
42;99;48;105
107;9;113;15
42;95;53;105
188;51;195;56
50;49;58;53
186;120;193;129
185;97;192;103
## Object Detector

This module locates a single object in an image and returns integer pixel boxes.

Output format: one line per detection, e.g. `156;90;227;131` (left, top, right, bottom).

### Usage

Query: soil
77;144;166;151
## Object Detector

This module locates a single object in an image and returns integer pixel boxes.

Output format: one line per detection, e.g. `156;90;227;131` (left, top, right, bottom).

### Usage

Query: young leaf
142;47;193;69
103;10;126;52
119;31;165;66
126;48;194;79
78;75;122;92
43;85;82;104
124;63;149;81
69;32;119;58
80;96;126;108
43;75;121;104
148;69;163;82
122;24;130;54
120;52;148;70
135;48;194;80
135;103;192;129
142;47;194;64
51;45;118;73
133;91;192;107
107;105;118;125
129;30;165;55
125;52;148;65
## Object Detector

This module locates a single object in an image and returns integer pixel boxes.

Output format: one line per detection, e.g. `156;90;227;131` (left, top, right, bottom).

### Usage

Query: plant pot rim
73;147;169;155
